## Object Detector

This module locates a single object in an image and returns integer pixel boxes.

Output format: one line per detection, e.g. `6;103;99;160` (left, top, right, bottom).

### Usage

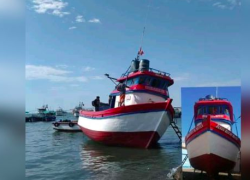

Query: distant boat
26;105;56;122
78;59;175;148
56;107;67;116
174;107;181;118
52;119;81;132
72;102;84;117
25;111;32;122
185;95;241;176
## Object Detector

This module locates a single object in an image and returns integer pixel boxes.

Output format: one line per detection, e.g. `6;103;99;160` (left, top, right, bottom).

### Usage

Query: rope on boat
233;114;240;137
187;116;195;133
167;154;188;179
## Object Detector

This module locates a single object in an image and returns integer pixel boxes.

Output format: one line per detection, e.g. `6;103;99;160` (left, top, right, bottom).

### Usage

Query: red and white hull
185;116;241;175
78;99;174;148
52;121;81;132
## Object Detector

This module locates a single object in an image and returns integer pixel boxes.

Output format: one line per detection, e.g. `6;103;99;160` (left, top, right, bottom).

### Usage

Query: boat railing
149;68;171;76
199;97;228;101
121;67;171;78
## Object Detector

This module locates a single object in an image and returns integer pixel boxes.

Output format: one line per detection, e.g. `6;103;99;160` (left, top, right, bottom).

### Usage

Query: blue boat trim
80;109;167;120
186;129;240;149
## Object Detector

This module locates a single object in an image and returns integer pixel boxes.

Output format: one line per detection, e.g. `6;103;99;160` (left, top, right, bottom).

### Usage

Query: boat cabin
38;105;48;114
110;59;174;108
194;95;234;130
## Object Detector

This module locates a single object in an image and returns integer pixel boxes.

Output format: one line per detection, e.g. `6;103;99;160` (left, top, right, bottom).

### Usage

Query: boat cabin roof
117;70;174;86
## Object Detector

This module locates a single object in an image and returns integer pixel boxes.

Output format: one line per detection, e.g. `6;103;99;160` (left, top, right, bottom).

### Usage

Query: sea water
26;114;181;180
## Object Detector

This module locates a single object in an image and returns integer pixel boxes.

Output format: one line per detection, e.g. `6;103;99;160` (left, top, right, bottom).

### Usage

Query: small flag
138;47;144;56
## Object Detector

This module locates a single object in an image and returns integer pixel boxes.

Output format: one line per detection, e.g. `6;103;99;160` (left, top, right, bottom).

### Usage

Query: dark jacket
92;99;100;107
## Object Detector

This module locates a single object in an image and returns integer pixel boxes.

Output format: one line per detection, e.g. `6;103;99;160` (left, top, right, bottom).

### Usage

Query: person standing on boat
92;96;100;111
108;95;112;106
116;82;126;107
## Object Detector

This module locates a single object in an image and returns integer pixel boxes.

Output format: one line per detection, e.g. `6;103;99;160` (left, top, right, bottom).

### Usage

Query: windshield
197;105;230;116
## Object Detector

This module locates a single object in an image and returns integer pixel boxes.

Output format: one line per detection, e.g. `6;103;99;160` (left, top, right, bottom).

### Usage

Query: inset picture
181;86;241;180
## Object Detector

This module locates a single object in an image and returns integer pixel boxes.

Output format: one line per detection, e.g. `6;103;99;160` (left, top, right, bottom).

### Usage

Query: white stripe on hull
187;131;239;163
78;111;171;137
115;92;165;107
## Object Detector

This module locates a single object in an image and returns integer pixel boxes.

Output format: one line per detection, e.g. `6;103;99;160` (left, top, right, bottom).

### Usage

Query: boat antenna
216;87;218;98
136;0;152;60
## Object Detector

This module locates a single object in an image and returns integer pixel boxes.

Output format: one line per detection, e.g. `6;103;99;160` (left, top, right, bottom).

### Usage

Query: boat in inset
78;58;175;148
185;95;241;176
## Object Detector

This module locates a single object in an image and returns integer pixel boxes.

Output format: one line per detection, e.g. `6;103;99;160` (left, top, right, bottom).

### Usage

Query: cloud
213;2;227;9
31;0;70;17
173;73;190;82
90;76;104;80
26;65;88;82
69;26;76;30
227;0;238;6
88;18;101;23
213;0;241;9
56;64;68;68
76;15;85;23
83;66;95;72
69;84;80;87
50;86;66;91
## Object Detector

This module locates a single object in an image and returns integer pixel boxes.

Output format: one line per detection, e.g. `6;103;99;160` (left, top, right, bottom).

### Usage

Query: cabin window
145;77;151;85
138;76;146;85
151;78;161;88
203;107;207;114
197;106;207;115
202;105;230;115
208;106;219;114
219;106;223;114
198;107;202;115
224;107;230;115
138;76;152;86
137;76;170;91
160;81;168;89
126;77;138;86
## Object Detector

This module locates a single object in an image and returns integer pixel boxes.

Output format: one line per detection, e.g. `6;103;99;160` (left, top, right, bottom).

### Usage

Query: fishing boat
56;107;67;116
26;105;56;122
185;95;241;176
78;58;175;148
72;102;84;117
52;119;81;132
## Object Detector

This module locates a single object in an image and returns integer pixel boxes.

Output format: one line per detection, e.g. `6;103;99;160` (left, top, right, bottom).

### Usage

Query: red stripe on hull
190;153;236;175
185;116;241;147
80;126;160;148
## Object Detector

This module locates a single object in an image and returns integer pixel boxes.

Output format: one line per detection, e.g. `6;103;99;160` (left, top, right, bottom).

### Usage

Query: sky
22;0;250;111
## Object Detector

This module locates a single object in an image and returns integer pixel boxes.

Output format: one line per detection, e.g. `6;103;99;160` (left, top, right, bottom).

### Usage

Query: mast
216;87;218;98
136;0;152;60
